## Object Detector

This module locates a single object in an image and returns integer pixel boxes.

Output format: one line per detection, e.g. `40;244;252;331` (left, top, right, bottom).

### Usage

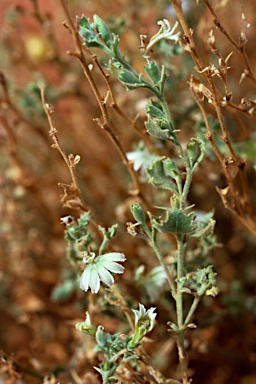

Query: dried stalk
59;0;153;212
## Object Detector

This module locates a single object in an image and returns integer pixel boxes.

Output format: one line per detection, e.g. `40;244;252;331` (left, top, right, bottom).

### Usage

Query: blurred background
0;1;256;383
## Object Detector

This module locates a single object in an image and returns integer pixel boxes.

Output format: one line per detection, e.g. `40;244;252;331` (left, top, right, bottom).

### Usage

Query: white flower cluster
80;252;126;294
141;19;180;59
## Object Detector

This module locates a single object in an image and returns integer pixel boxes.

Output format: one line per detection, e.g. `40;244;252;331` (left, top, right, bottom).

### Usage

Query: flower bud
130;203;146;226
75;312;97;337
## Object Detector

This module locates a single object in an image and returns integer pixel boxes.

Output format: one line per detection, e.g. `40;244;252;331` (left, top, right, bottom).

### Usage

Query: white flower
142;19;180;59
135;265;168;302
128;304;157;350
80;252;126;294
144;266;168;302
127;146;160;175
132;303;157;333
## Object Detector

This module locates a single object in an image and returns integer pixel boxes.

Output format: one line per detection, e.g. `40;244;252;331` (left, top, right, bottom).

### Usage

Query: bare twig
202;0;256;85
0;72;49;144
84;50;156;150
40;83;103;238
170;0;256;233
58;0;153;212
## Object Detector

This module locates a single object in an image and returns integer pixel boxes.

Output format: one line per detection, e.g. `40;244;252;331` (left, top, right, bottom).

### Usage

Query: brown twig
0;111;57;223
202;0;256;85
1;351;44;381
0;72;49;144
190;82;256;234
40;82;103;238
170;0;256;233
84;49;156;150
58;0;153;213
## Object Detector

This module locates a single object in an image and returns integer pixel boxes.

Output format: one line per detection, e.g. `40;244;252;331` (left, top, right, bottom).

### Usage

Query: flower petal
104;261;125;274
80;265;92;292
100;252;126;262
89;265;100;294
97;265;114;287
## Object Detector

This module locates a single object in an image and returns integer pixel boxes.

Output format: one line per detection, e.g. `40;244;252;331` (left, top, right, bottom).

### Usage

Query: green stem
151;229;177;300
175;236;189;383
184;295;201;328
159;96;192;177
99;237;108;255
181;168;193;209
176;235;186;330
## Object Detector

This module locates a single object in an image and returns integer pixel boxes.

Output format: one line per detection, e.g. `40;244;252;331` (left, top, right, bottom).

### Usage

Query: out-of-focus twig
58;0;154;213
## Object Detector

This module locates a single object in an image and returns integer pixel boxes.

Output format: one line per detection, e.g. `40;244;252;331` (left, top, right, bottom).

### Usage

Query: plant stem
151;231;177;300
181;169;193;209
175;335;189;384
175;234;189;383
184;295;200;328
176;235;185;330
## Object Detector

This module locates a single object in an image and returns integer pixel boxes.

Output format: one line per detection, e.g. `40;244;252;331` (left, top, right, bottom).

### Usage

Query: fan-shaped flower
126;146;160;176
80;252;126;294
132;303;157;333
128;304;157;350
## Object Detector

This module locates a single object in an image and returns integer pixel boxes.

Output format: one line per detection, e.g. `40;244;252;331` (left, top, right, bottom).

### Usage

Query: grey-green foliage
93;328;135;384
75;305;157;384
65;212;94;262
146;157;182;193
79;10;217;282
152;206;195;235
79;15;164;96
177;266;218;297
78;13;219;380
65;212;119;262
187;137;205;170
51;272;79;301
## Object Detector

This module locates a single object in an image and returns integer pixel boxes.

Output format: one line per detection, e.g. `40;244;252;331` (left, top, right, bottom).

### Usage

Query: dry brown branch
39;83;103;238
58;0;154;213
170;0;256;234
202;0;256;85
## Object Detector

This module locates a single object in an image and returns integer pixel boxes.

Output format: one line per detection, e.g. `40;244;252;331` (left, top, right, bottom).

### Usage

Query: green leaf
93;15;113;47
51;279;77;301
79;15;102;48
144;61;160;84
78;211;91;227
118;69;144;89
187;137;205;170
130;203;147;226
145;115;173;141
146;101;165;118
191;218;216;238
146;158;178;192
99;224;118;240
152;207;195;234
196;266;218;297
163;158;182;193
145;101;175;141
